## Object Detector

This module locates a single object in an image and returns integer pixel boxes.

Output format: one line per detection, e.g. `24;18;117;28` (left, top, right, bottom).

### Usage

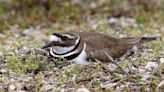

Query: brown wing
80;32;119;49
87;44;133;62
86;35;157;62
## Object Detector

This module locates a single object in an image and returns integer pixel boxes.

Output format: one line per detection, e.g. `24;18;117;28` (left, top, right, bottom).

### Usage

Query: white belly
50;43;89;65
71;43;89;64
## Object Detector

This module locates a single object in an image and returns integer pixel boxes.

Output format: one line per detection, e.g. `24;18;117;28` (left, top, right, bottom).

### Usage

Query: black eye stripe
61;36;69;40
52;33;63;38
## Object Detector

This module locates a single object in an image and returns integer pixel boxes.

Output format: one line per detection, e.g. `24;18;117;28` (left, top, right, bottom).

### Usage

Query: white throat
52;46;75;54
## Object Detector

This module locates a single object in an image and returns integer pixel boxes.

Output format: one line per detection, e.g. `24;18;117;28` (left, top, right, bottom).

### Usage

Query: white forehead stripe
50;35;61;41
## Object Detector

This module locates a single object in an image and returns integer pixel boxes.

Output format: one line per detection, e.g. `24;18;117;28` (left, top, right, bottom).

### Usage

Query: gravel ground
0;0;164;92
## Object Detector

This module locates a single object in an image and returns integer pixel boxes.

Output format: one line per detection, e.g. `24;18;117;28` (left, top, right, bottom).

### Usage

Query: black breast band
63;50;82;60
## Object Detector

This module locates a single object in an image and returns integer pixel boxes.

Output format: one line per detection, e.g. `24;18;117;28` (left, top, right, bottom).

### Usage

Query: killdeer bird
42;31;157;64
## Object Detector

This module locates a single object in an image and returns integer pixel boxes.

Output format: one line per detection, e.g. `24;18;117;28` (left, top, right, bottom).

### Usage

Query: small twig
95;59;111;72
102;50;129;76
102;50;115;62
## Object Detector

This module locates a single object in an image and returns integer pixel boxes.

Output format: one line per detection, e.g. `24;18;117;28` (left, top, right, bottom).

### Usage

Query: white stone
0;51;3;56
9;85;16;91
44;85;53;91
100;82;117;89
18;90;28;92
108;17;118;24
0;33;6;38
157;80;164;92
60;89;65;92
76;88;90;92
142;73;150;81
0;69;7;73
90;2;97;9
145;62;158;71
23;27;35;35
107;63;117;72
72;74;77;81
10;79;16;82
138;68;145;73
160;58;164;64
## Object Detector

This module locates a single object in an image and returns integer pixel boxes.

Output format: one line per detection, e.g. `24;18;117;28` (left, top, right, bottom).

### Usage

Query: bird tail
140;36;158;43
119;36;158;45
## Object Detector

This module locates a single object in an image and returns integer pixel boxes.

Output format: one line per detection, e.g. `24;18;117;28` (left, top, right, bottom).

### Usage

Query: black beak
42;43;53;49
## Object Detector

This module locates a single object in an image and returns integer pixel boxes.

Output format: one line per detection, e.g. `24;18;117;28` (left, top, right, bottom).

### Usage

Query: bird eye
62;36;68;41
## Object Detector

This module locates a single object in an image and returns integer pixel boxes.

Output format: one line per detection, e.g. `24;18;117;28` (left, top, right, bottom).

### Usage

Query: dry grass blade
103;50;129;76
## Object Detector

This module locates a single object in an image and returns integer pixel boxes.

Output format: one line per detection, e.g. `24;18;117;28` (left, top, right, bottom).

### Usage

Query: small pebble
142;72;151;80
90;2;97;9
108;17;118;24
22;27;36;35
0;33;6;38
160;58;164;64
0;51;3;56
100;83;117;89
18;90;28;92
145;62;158;71
106;63;117;72
0;69;7;74
138;68;145;73
76;88;90;92
9;85;16;91
72;74;77;81
42;84;53;91
10;78;16;82
157;80;164;92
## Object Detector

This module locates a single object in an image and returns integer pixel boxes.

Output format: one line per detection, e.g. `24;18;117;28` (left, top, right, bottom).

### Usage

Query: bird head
42;32;80;54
